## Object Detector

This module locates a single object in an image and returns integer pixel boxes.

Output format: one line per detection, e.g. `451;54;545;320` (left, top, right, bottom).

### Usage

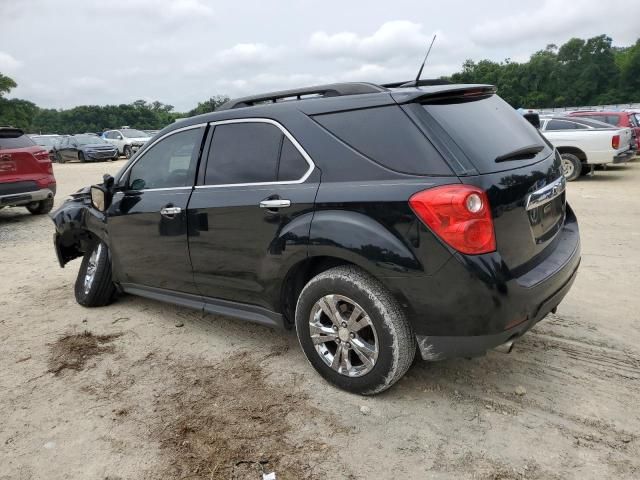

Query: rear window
546;120;586;130
422;95;552;174
0;134;36;150
313;105;452;175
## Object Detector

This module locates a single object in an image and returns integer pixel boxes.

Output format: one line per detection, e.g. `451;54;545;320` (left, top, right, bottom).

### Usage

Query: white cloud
0;51;23;72
69;76;108;89
91;0;213;20
216;43;286;66
309;21;433;62
471;0;640;47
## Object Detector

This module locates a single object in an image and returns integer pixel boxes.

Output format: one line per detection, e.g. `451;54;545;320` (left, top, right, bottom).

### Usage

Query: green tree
0;73;17;97
187;95;230;116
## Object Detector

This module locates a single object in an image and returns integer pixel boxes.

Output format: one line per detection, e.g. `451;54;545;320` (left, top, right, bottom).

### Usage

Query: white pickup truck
539;116;634;181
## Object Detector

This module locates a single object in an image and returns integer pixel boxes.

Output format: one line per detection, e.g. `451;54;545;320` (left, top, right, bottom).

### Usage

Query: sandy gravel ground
1;158;639;479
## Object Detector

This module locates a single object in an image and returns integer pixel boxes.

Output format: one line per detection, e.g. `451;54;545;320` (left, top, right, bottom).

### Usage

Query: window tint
422;95;551;174
278;137;309;181
546;120;586;130
128;128;202;190
0;134;36;149
314;105;451;175
205;123;282;185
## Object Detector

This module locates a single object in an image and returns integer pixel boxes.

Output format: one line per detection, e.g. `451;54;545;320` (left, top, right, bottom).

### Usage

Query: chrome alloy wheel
84;243;103;294
309;294;379;377
561;157;574;178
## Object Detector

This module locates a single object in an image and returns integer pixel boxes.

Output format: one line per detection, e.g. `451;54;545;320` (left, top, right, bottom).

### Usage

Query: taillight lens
409;185;496;255
612;135;620;149
33;149;53;174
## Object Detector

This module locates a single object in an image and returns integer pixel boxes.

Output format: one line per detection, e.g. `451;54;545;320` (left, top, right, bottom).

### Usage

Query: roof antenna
414;34;437;87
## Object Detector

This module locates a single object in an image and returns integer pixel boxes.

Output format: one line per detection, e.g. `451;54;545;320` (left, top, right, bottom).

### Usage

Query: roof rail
381;79;453;88
217;82;388;111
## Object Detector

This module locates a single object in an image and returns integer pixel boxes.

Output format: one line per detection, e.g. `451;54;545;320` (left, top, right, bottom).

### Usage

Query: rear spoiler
390;84;496;105
0;127;24;138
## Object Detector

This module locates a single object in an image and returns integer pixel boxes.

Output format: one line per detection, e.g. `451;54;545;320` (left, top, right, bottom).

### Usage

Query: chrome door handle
259;199;291;209
160;206;182;217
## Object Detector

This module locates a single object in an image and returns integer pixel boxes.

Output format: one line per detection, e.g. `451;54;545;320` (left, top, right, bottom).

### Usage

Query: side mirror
116;135;123;140
90;185;112;212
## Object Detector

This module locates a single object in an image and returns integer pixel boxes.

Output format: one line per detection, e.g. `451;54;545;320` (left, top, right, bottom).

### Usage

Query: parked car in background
143;129;160;137
102;127;151;158
30;134;64;161
569;111;640;151
54;134;119;163
540;116;633;180
52;82;580;395
1;127;56;214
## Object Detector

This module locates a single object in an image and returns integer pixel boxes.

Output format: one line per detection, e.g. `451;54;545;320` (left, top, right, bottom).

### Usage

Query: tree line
1;34;639;133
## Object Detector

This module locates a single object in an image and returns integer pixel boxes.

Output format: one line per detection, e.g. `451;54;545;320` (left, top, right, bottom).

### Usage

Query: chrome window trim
118;123;207;184
194;117;316;189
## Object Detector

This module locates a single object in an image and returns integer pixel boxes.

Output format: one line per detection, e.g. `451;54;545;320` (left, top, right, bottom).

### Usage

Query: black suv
51;82;580;395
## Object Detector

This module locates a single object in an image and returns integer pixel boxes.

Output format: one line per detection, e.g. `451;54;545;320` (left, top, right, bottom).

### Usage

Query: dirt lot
1;158;639;479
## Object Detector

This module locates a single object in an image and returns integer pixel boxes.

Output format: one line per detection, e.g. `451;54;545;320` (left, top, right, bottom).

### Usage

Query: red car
569;111;640;151
0;127;57;215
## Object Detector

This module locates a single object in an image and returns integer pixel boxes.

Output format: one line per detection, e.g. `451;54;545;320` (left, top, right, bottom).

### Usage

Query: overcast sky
1;0;638;111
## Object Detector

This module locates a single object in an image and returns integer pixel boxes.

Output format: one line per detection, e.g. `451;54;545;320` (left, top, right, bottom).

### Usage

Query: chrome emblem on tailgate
525;175;566;211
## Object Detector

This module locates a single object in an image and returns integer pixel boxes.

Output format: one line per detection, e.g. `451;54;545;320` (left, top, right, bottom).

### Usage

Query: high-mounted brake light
409;185;496;255
612;135;620;150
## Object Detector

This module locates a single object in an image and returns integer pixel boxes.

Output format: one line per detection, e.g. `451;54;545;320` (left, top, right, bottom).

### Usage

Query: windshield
121;129;148;138
74;135;108;145
422;95;552;174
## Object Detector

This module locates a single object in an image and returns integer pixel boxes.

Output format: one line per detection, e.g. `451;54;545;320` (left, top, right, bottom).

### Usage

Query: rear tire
26;198;54;215
74;241;116;307
561;153;582;181
295;265;415;395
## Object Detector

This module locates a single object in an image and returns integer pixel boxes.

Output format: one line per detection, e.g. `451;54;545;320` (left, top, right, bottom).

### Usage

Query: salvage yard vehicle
30;134;63;161
569;110;640;151
539;116;633;181
51;82;581;395
1;127;56;215
54;134;119;163
102;127;151;158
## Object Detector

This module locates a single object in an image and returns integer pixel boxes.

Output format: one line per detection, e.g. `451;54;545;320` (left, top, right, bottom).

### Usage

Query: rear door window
546;120;586;130
421;95;552;174
278;137;309;181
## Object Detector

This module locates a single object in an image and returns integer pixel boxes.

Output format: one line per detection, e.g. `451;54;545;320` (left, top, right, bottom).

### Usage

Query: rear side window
546;120;586;130
314;106;452;175
278;137;309;181
422;95;552;174
0;134;35;149
205;122;311;185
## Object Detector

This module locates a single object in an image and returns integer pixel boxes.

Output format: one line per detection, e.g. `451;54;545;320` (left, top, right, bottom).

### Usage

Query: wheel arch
556;146;587;163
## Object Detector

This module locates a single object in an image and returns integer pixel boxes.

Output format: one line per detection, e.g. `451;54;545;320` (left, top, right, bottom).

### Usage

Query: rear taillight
612;135;620;149
33;149;53;174
409;185;496;255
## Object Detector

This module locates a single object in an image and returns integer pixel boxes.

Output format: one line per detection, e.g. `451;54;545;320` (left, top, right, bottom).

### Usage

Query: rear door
187;119;319;311
107;125;205;293
405;94;565;270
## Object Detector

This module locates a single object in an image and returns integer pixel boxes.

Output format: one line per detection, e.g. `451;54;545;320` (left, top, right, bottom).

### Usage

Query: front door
107;125;205;293
188;120;319;311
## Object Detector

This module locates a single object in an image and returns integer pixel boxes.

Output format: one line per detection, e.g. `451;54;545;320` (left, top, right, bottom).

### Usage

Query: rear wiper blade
495;145;544;163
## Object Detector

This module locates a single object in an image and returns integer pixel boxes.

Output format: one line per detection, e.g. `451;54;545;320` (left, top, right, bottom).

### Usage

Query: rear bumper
0;187;55;207
384;205;581;360
613;150;634;164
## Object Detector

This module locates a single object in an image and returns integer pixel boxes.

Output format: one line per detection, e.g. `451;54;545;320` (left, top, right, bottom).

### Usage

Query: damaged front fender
51;193;108;267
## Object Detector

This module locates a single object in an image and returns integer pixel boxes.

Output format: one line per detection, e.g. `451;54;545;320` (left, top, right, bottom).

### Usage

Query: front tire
26;198;54;215
74;241;116;307
78;151;86;163
123;146;132;159
295;265;415;395
55;151;65;164
561;153;582;181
